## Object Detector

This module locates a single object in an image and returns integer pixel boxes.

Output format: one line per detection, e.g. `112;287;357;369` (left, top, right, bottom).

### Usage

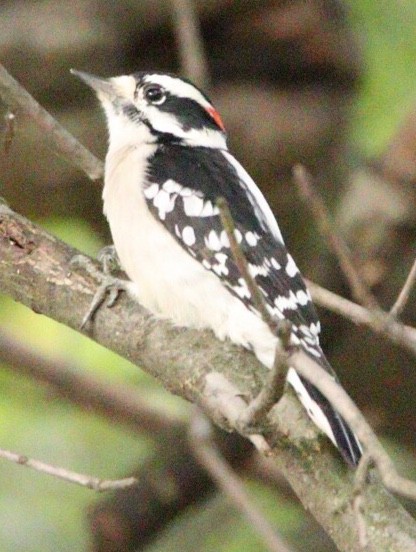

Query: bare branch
201;373;271;454
306;278;416;357
237;323;291;431
290;350;416;501
217;196;293;429
217;196;277;331
189;410;294;552
0;447;137;492
2;183;416;550
0;63;103;180
353;452;374;549
293;164;379;310
170;0;210;90
390;256;416;318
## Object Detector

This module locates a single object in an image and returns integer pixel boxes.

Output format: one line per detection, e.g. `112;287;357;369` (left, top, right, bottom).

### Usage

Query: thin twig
237;322;292;431
290;350;416;501
170;0;211;90
217;197;292;429
390;257;416;318
305;278;416;357
189;409;294;552
293;164;379;310
0;447;137;492
2;196;416;549
0;63;103;180
353;452;373;550
202;373;271;454
217;197;277;332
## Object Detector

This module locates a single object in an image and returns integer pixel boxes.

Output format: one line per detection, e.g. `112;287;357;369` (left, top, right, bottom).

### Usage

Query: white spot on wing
270;257;281;270
285;254;299;278
234;229;243;244
233;278;251;299
274;291;298;312
144;183;159;199
310;322;321;337
183;195;204;216
248;263;269;278
245;231;259;246
205;230;222;251
178;186;194;197
211;252;229;276
201;201;220;217
296;290;309;306
153;189;175;220
182;226;196;246
162;179;182;194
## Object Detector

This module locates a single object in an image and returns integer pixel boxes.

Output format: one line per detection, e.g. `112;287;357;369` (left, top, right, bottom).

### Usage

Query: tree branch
189;409;293;552
0;63;103;180
306;278;416;357
390;256;416;318
1;201;416;551
0;447;137;491
294;165;379;310
289;351;416;501
170;0;211;90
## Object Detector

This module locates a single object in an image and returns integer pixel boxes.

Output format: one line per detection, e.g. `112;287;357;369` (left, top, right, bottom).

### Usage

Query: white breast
102;142;339;449
102;143;277;367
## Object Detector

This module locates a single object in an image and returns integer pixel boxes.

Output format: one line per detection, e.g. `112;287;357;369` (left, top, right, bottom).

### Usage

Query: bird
72;69;362;467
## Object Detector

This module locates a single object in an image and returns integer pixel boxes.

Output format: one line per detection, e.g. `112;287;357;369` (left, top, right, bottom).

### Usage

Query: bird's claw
80;275;128;329
71;247;128;330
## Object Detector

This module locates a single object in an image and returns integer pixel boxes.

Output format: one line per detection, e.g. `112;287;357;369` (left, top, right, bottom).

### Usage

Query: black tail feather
299;375;362;467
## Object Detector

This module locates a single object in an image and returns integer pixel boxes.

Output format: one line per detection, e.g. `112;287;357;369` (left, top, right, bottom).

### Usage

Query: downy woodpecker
72;69;361;466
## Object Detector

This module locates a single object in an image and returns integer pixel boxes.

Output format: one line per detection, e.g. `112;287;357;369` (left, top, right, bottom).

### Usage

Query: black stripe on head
132;72;225;132
158;94;222;132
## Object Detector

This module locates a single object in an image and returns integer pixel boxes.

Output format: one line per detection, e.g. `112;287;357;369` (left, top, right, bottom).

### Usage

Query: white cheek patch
145;107;227;148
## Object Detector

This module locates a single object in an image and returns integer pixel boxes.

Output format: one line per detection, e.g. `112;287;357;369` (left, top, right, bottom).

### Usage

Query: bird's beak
70;69;115;99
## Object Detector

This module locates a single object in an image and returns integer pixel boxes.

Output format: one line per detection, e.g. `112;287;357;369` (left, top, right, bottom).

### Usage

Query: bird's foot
71;246;129;329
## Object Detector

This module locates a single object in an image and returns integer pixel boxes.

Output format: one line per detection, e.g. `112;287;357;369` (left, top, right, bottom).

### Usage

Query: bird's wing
144;145;321;358
144;144;362;467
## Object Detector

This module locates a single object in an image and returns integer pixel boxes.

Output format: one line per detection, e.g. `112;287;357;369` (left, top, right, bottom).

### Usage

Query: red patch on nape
206;106;225;131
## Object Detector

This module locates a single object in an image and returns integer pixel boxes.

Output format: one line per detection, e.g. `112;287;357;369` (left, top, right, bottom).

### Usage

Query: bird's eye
143;84;166;105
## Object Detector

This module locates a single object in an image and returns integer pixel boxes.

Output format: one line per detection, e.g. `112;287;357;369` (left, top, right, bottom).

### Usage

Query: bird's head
71;70;227;150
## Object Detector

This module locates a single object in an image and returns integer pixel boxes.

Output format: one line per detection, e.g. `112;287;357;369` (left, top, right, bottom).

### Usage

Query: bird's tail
287;367;362;467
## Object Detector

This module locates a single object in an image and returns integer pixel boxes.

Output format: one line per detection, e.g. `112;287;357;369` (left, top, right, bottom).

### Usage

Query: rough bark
1;201;416;551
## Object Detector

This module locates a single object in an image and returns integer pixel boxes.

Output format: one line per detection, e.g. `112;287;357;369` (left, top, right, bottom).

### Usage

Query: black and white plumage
73;70;362;467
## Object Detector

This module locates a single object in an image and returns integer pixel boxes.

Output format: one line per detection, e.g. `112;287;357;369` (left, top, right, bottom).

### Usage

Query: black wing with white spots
145;144;322;358
144;144;362;467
